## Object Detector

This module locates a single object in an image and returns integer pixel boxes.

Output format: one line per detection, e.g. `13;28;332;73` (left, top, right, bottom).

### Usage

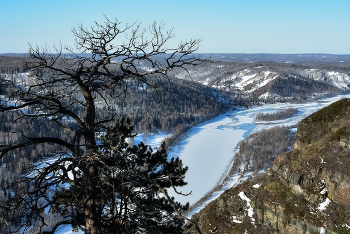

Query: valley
1;53;350;233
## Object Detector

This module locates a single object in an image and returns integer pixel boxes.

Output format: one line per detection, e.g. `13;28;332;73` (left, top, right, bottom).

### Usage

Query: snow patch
134;132;171;149
317;198;331;211
238;191;255;225
325;71;350;89
54;225;84;234
232;216;242;223
320;187;327;195
232;70;278;93
253;183;261;188
259;92;282;100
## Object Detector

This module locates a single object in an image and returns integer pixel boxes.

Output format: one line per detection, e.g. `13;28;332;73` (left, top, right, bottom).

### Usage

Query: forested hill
0;55;27;74
94;75;233;133
0;73;232;134
171;60;350;105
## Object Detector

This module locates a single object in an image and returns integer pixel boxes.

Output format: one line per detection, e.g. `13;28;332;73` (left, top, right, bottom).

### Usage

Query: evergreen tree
51;118;189;233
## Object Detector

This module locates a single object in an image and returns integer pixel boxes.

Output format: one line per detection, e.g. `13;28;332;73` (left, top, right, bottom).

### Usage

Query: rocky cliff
185;99;350;234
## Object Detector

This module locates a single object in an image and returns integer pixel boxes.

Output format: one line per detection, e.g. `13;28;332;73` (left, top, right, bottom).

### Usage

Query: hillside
185;99;350;233
3;54;350;107
0;56;232;134
171;61;350;105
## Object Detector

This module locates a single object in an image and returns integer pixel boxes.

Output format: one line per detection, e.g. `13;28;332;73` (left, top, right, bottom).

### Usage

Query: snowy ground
133;132;171;149
55;225;82;234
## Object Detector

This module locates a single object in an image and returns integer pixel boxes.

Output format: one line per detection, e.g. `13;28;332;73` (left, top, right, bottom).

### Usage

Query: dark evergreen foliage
0;56;27;74
255;108;299;121
51;118;189;233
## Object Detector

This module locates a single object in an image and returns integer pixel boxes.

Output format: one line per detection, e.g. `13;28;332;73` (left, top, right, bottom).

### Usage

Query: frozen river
168;93;350;205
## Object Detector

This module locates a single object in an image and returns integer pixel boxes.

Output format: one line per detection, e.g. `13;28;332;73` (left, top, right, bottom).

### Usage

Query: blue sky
1;0;349;54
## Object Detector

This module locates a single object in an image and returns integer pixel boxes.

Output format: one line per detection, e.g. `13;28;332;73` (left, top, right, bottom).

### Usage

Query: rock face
185;99;350;234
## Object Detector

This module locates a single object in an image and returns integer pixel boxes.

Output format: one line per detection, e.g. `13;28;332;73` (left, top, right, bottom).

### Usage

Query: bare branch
0;137;75;158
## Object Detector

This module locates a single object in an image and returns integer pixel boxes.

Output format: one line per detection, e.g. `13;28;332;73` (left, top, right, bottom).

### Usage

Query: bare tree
0;17;206;234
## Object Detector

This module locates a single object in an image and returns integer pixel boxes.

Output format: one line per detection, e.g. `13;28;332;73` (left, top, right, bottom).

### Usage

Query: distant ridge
2;53;350;63
193;53;350;63
0;53;29;57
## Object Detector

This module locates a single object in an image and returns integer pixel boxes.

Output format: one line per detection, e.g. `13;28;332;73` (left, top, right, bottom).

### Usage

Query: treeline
0;111;69;192
199;53;350;64
255;108;299;121
269;76;340;99
226;126;295;179
96;76;233;134
0;57;233;135
0;56;27;74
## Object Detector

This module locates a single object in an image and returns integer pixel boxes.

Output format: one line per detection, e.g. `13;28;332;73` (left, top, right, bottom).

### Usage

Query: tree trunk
84;90;99;234
85;164;98;234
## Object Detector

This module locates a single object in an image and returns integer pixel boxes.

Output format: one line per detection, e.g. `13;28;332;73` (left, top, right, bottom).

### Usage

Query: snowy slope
171;62;350;101
9;63;350;103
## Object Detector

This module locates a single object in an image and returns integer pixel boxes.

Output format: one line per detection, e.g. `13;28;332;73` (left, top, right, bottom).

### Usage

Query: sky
1;0;350;54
